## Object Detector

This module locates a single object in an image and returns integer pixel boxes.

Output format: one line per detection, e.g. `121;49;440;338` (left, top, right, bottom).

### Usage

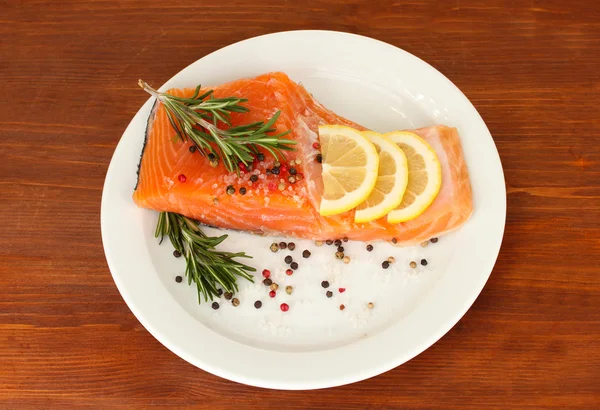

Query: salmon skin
133;72;473;245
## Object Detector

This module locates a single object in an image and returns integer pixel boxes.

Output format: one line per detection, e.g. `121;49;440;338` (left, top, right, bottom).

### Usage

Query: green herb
139;80;296;173
155;212;255;303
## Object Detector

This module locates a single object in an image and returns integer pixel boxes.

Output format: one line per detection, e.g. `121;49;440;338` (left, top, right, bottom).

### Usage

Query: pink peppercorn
339;288;346;293
280;164;289;173
280;303;289;312
312;142;321;149
178;174;187;183
269;290;276;298
262;269;271;278
268;182;277;191
286;269;293;276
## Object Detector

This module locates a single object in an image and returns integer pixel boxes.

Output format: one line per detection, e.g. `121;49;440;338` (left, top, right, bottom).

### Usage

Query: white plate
101;30;505;389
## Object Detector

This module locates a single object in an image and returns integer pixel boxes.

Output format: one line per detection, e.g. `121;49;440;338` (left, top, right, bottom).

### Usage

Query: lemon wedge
386;131;442;223
354;131;408;223
318;125;379;216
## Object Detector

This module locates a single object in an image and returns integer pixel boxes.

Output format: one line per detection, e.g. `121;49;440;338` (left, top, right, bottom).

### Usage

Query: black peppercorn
250;175;258;182
279;242;287;250
382;261;390;269
288;242;296;251
239;187;247;195
266;168;272;175
326;239;333;245
254;300;262;309
257;153;265;161
326;291;333;298
343;237;349;242
263;278;273;286
217;288;223;296
316;153;323;163
421;259;428;266
211;302;220;310
208;153;216;160
430;237;438;243
302;250;311;258
284;255;293;264
189;145;197;153
289;167;297;175
175;276;183;283
224;292;233;300
337;246;344;253
334;239;342;247
290;261;299;270
173;250;182;258
321;280;330;288
366;244;373;252
271;166;280;175
391;237;398;244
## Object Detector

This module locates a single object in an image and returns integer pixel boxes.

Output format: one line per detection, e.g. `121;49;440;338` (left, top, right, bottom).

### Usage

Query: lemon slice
318;125;379;216
386;131;442;223
354;131;408;223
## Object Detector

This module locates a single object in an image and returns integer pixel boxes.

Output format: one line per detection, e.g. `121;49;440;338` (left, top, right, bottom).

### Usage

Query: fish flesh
133;72;472;245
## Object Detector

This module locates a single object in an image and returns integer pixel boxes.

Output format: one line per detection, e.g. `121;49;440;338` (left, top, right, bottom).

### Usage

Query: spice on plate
343;237;349;243
189;145;197;153
269;290;276;298
382;261;390;269
217;288;223;296
232;298;240;307
286;268;293;276
290;261;299;270
288;242;296;251
270;243;279;253
178;174;187;183
254;300;262;309
212;302;220;310
289;167;297;175
212;197;219;205
285;285;293;295
239;187;247;195
263;278;273;286
410;261;417;269
343;256;351;264
316;153;323;163
337;246;344;252
262;269;271;278
250;174;258;182
226;185;235;195
391;237;398;244
326;239;333;246
387;256;396;264
270;283;279;291
335;251;344;260
367;302;374;309
339;288;346;293
173;250;182;258
321;280;330;288
334;239;342;247
224;292;233;300
315;240;324;247
326;291;333;298
288;176;296;184
421;241;428;248
175;275;183;283
366;244;373;252
279;241;287;250
302;250;311;258
421;259;428;266
339;304;345;311
284;255;293;264
431;237;439;243
280;303;289;312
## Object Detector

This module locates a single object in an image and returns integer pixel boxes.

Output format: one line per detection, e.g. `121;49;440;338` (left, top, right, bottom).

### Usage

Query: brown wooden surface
1;0;599;408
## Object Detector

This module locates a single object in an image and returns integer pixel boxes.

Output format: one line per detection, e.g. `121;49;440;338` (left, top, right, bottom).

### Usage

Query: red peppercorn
269;290;276;298
262;269;271;278
280;303;289;312
286;269;293;276
238;162;247;172
339;288;346;293
268;182;277;191
280;164;289;173
312;142;321;149
178;174;187;183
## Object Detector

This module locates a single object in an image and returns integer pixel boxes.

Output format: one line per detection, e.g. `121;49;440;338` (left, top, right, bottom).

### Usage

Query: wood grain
1;0;599;408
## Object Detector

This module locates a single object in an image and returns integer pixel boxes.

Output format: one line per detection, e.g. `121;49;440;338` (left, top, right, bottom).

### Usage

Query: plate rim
101;29;506;390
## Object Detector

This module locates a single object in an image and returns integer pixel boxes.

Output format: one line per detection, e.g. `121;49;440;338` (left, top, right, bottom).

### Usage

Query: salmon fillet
133;72;473;245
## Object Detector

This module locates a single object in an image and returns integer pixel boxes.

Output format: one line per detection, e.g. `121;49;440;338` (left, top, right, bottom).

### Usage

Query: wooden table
2;0;599;408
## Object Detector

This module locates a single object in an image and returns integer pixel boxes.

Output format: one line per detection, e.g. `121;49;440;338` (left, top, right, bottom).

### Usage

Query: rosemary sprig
155;212;255;303
139;80;296;173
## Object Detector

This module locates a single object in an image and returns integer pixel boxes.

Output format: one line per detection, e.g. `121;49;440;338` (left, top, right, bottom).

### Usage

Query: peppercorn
339;288;346;293
431;237;438;243
217;288;223;296
315;240;324;247
226;185;235;195
208;153;216;160
232;298;240;307
212;198;219;205
262;269;271;278
391;237;398;244
284;255;293;264
326;239;333;245
366;244;373;252
279;242;287;250
274;161;281;167
175;275;182;283
270;283;279;291
280;303;289;312
337;246;344;253
238;187;246;195
250;175;258;182
257;153;265;161
421;259;428;266
288;242;296;251
343;256;351;264
335;251;344;260
290;261;299;270
302;250;311;258
212;302;220;310
421;241;428;248
288;176;296;184
224;292;233;300
343;237;349;242
189;145;197;153
367;302;374;309
263;278;272;286
334;239;342;247
278;183;285;191
316;154;323;163
289;167;297;175
295;159;302;165
382;261;390;269
178;174;187;182
326;291;333;298
286;269;293;276
266;168;272;175
387;256;396;264
321;280;330;288
410;261;417;269
312;141;321;149
173;250;182;258
254;300;262;309
271;166;280;175
295;173;303;181
209;159;219;167
270;243;279;253
269;290;276;298
285;285;293;295
339;304;345;311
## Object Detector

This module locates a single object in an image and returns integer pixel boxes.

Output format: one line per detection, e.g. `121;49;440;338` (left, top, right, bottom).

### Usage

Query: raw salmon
133;72;473;245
